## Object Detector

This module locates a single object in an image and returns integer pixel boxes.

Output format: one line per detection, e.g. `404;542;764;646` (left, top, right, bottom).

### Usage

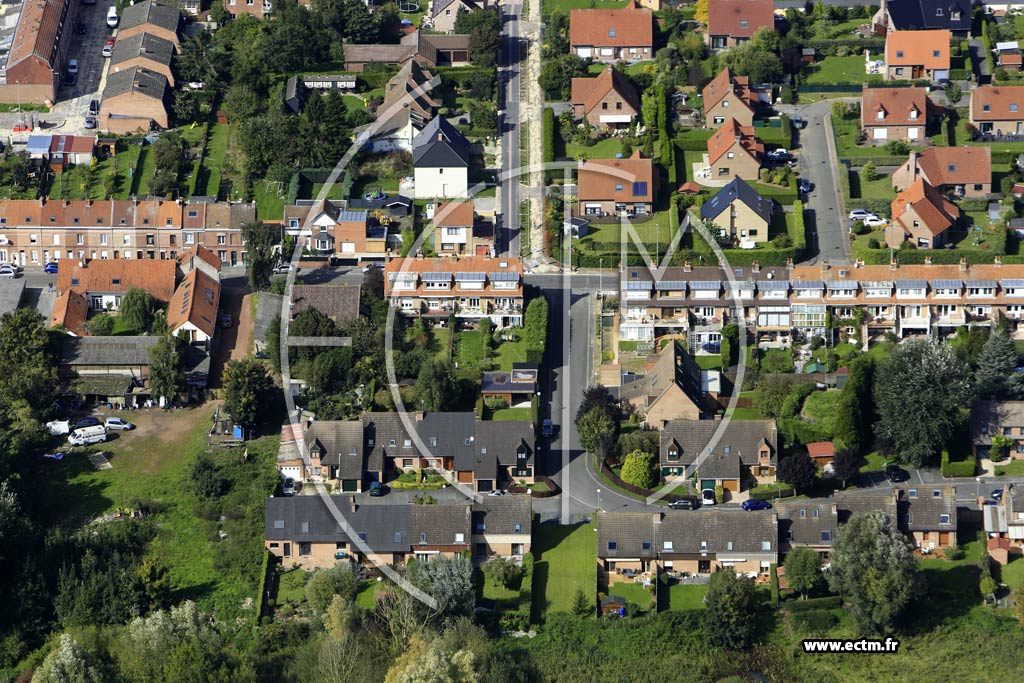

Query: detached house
861;86;929;144
659;419;778;493
700;177;773;246
705;0;775;51
970;400;1024;459
970;85;1024;137
627;341;721;426
597;510;778;582
892;147;992;197
701;68;762;128
570;65;642;130
872;0;971;38
576;151;655;219
370;61;440;153
433;201;478;256
707;118;764;180
884;29;950;81
413;116;470;199
885;178;961;249
282;201;387;259
429;0;487;34
568;2;653;63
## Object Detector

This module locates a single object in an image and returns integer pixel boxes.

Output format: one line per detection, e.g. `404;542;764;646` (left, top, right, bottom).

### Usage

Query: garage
341;479;358;492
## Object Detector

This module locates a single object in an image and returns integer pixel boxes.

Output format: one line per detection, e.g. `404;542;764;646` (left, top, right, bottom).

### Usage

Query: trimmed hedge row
256;550;273;620
845;156;906;167
785;595;844;612
543;107;555;166
790;609;840;632
437;65;498;88
675;129;714;152
748;485;795;501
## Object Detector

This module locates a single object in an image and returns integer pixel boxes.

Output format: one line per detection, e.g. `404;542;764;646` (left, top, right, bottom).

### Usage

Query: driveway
49;1;117;134
777;100;852;265
209;285;252;387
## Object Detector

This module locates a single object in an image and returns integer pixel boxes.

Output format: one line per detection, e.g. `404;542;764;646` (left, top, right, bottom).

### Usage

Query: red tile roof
569;3;653;48
862;86;929;127
891;178;960;236
806;442;836;458
884;30;951;69
166;268;221;337
577;151;655;202
707;0;775;39
571;65;642;116
177;245;223;272
51;290;87;333
434;201;474;227
707;118;764;164
57;258;177;301
701;68;758;113
971;85;1024;121
910;146;991;186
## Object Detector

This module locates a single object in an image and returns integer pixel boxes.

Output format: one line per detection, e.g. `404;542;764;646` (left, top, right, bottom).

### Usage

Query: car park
700;488;717;506
104;417;135;431
741;499;773;511
44;261;59;274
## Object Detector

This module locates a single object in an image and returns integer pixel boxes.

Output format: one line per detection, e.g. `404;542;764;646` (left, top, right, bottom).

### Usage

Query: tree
461;9;501;68
86;313;114;336
828;511;922;634
874;340;971;468
524;296;548;361
33;633;107;683
0;308;56;463
575;384;619;425
975;327;1021;400
945;81;963;105
148;333;186;402
384;636;478;683
173;89;199;125
619;449;657;489
784;547;822;599
862;161;878;182
406;555;475;621
777;452;817;492
306;563;360;614
481;557;523;589
703;568;759;649
223;358;275;428
416;359;457;412
833;356;875;454
571;588;592;616
830;448;861;488
241;221;280;292
363;265;385;300
118;287;154;332
695;0;708;23
753;376;794;418
577;407;616;458
538;54;589;100
115;602;227;683
265;316;282;372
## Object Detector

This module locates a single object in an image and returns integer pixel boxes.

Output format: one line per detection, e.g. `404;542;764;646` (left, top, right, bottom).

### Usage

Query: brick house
699;176;772;245
705;0;775;51
896;485;958;550
429;0;488;33
627;341;721;427
884;29;950;81
570;65;642;130
659;419;778;493
282;200;390;259
109;32;176;87
885;178;961;249
861;86;929;144
568;2;653;63
706;118;764;180
702;68;761;128
970;400;1024;459
892;147;992;197
872;0;972;39
117;0;182;52
99;67;170;134
165;268;221;347
775;501;838;564
970;85;1024;137
0;0;80;104
576;150;655;218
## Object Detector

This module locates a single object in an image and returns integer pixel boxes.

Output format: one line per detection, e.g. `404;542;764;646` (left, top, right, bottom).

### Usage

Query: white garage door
341;242;356;254
873;128;888;140
908;127;919;140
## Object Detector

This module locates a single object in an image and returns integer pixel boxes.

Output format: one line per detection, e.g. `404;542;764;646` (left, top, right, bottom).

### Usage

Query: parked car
0;265;16;279
848;209;873;221
84;116;96;130
700;488;717;506
75;21;87;35
487;489;506;496
541;419;554;438
361;263;381;273
741;499;773;511
369;481;385;497
73;416;101;429
862;215;887;228
64;71;76;87
46;419;71;435
993;488;1004;501
44;261;59;274
885;465;910;483
88;99;99;116
272;263;297;274
283;479;295;496
668;498;698;510
102;38;115;58
221;313;232;328
67;59;78;76
106;6;119;27
701;342;721;354
797;178;813;194
767;149;791;162
104;417;135;431
68;425;107;446
792;116;806;129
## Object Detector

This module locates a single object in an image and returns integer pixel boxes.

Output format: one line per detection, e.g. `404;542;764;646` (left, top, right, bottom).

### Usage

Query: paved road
777;100;851;265
498;4;523;258
969;37;992;86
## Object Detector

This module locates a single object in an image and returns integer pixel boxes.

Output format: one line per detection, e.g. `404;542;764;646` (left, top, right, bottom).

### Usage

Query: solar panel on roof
455;272;486;281
625;281;650;290
421;272;452;282
654;280;688;290
489;272;519;281
690;281;720;291
895;279;927;289
757;280;789;290
931;279;963;289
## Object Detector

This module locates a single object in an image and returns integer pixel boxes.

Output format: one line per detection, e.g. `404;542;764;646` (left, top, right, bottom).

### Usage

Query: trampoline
399;1;419;12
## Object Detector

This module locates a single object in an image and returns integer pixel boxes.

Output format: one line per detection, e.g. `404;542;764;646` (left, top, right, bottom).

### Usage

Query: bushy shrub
789;609;839;633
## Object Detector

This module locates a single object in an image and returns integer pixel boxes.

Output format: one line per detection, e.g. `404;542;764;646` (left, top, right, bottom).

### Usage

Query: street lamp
597;488;602;512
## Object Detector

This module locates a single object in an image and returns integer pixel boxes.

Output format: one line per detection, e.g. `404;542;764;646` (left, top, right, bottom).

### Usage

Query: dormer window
821;531;832;542
940;514;951;524
932;489;942;498
812;509;819;518
799;509;806;518
909;489;918;498
936;7;942;15
876;109;885;120
948;164;956;172
420;532;427;544
984;104;991;112
909;109;919;120
761;541;772;551
726;541;733;550
896;50;904;58
932;50;940;58
663;540;674;551
608;29;616;37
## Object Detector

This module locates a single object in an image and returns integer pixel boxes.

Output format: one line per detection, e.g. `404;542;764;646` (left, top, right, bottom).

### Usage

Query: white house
413;116;470;199
166;268;221;348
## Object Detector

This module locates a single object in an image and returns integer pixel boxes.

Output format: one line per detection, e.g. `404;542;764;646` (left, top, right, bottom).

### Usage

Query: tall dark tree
456;9;501;68
777;452;817;492
830;448;861;489
783;547;822;599
148;332;186;402
575;385;619;425
416;359;456;412
241;221;279;292
223;358;275;428
874;340;970;468
833;356;874;454
703;568;759;649
363;265;384;300
975;327;1021;400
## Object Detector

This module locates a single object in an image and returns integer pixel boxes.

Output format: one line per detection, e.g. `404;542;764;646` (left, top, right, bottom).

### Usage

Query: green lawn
832;115;927;159
253;180;286;221
491;407;533;421
801;390;841;437
803;56;870;85
456;330;486;368
850;172;897;202
995;459;1024;476
198;123;230;198
532;523;596;620
275;568;309;607
564;137;627;161
133;145;158;196
695;355;722;370
343;94;365;115
543;0;629;12
355;578;387;610
579;208;676;245
665;582;708;610
610;581;654;610
491;335;528;371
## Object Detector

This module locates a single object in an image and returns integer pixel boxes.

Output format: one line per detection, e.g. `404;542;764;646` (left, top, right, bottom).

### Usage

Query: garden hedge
941;450;976;478
748;485;795;501
785;595;844;612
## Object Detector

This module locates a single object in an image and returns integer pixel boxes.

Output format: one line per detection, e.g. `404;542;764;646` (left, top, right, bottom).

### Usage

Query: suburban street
497;3;523;258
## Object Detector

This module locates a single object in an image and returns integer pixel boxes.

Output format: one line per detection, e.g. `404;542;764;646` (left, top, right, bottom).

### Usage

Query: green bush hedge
941;450;976;477
543;107;555;165
950;69;971;81
845;156;907;168
770;564;780;608
785;596;844;612
255;550;273;620
790;609;840;633
749;485;795;501
674;129;714;151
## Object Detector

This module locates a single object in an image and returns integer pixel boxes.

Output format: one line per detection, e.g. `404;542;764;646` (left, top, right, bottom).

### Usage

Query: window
402;458;413;468
615;183;623;192
1013;104;1020;113
514;523;521;533
700;540;707;552
146;234;155;246
761;541;772;551
799;509;806;518
896;50;904;58
932;489;942;498
726;541;733;551
100;235;107;246
939;514;951;524
948;164;957;172
395;532;402;543
641;540;652;551
274;520;285;529
607;541;617;550
718;167;729;176
455;533;464;543
358;532;367;541
812;509;819;518
217;235;226;245
909;489;918;498
932;50;940;58
739;19;748;28
663;541;674;551
608;29;616;37
821;531;832;542
76;234;84;245
984;104;991;112
301;522;309;533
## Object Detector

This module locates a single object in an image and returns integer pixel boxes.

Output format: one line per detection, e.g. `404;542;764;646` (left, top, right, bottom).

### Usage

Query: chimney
855;257;864;268
654;512;663;524
752;260;760;273
821;259;830;272
908;151;918;180
959;257;968;271
350;497;357;513
995;255;1003;267
38;197;45;207
924;255;932;266
786;258;794;271
890;256;898;271
683;260;692;272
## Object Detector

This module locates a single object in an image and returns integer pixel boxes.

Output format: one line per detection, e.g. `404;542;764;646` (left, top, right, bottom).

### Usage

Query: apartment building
0;0;79;104
384;256;524;327
0;198;254;268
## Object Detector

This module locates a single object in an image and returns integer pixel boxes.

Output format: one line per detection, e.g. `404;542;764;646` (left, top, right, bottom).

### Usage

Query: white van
106;6;118;27
69;425;107;446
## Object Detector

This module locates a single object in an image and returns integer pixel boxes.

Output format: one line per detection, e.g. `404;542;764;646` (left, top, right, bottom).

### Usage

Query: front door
698;560;711;574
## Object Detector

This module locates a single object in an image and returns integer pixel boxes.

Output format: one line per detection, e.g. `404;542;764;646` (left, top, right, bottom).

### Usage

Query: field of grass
532;523;596;620
133;145;158;196
47;145;145;201
803;56;869;85
861;451;887;472
355;579;387;610
564;137;627;161
275;568;309;607
694;355;722;370
801;390;842;436
197;124;230;198
611;581;654;610
580;209;676;246
253;180;287;221
849;171;896;201
543;0;629;12
665;582;708;610
491;407;533;421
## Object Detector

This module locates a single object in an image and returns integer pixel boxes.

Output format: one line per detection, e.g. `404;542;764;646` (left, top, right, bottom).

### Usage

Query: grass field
532;523;596;620
542;0;629;12
253;180;287;221
579;208;676;246
197;124;230;198
491;407;533;421
132;145;158;196
995;459;1024;476
564;137;627;161
275;568;309;607
849;170;896;201
665;582;708;610
801;390;842;436
803;56;869;85
355;579;387;609
611;581;655;611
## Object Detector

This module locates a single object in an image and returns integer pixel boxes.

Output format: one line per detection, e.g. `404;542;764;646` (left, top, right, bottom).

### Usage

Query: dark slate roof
303;421;366;478
102;66;168;101
896;485;957;531
290;284;361;326
1008;484;1024;519
413;116;470;168
410;504;472;547
885;0;972;33
59;335;159;366
120;0;182;34
110;31;174;69
472;497;532;535
660;419;778;467
700;176;773;225
347;194;413;217
471;421;535;480
598;510;777;558
265;496;412;551
696;451;741;480
834;490;898;526
775;501;838;548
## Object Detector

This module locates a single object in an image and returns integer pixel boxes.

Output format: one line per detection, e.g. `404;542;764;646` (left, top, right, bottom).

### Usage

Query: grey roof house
775;500;838;560
659;418;778;489
413;116;471;169
289;284;362;326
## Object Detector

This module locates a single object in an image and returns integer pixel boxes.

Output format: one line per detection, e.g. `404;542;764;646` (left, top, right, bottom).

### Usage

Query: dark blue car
741;499;772;511
44;261;59;274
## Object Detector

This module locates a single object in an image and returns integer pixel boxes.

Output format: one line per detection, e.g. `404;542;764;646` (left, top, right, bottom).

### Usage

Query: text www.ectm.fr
802;638;900;654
